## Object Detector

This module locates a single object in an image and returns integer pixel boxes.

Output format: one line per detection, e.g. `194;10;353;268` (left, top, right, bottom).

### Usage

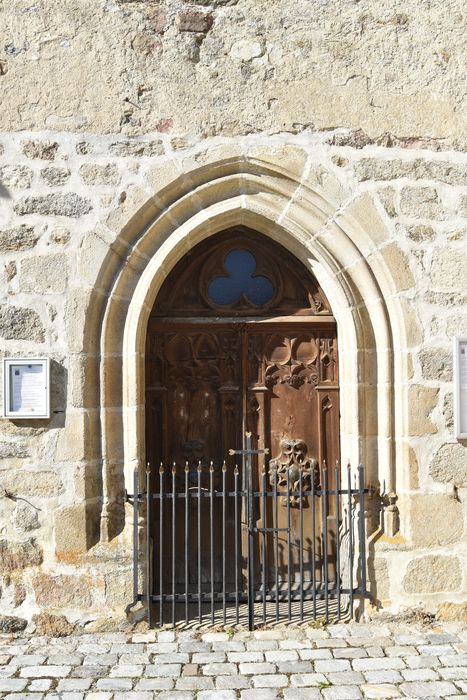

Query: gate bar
286;466;291;621
335;461;341;621
197;461;202;624
234;464;239;625
273;464;279;622
299;465;304;621
347;461;354;619
358;464;367;601
185;462;189;625
172;464;176;628
132;468;139;603
222;461;227;625
159;463;164;626
246;433;255;631
146;463;152;627
261;464;267;624
210;462;214;626
311;473;316;618
322;463;329;624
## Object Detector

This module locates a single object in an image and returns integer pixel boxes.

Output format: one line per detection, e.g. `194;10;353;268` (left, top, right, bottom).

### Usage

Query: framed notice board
3;358;50;419
454;337;467;439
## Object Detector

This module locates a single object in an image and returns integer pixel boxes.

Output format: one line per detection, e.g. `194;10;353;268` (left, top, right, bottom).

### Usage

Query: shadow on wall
0;183;11;199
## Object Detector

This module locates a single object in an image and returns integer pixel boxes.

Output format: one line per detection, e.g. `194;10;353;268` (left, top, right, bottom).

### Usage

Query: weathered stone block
11;501;40;533
105;568;134;608
0;470;62;497
429;442;467;488
147;7;167;34
0;305;45;341
22;139;58;160
458;193;467;216
443;393;453;430
0;615;27;632
230;38;263;61
76;141;92;154
430;248;467;290
54;504;89;559
407;386;438;435
419;347;452;381
406;225;436;242
79;163;120;185
403;555;461;593
0;165;33;188
108;140;164;157
32;612;75;637
51;226;71;245
19;253;69;294
424;290;467;307
406;445;419;490
33;573;93;608
40;166;71;186
410;494;463;547
0;538;43;573
400;187;445;219
355;158;467;185
5;261;16;281
380;243;415;291
0;224;39;252
377;187;397;217
436;601;467;622
177;10;213;32
0;441;30;458
14;192;92;217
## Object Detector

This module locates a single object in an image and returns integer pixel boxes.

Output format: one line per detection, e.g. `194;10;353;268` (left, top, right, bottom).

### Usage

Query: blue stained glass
208;249;275;306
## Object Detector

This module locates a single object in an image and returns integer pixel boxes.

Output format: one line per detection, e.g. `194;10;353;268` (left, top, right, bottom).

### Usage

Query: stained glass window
207;249;275;306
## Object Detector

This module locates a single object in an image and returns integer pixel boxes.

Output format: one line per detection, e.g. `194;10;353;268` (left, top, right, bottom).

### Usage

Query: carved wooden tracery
152;228;331;318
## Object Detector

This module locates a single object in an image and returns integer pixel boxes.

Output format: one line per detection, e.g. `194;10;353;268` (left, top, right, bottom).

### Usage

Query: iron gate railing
127;457;370;629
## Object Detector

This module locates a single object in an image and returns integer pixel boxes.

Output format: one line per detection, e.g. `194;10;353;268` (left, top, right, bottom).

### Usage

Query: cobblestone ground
1;620;466;700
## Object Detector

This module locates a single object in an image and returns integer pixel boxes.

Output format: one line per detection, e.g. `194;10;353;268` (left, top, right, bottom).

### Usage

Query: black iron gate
127;436;370;630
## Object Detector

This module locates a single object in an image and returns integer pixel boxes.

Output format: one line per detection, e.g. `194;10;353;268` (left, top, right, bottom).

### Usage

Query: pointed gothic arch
75;149;413;548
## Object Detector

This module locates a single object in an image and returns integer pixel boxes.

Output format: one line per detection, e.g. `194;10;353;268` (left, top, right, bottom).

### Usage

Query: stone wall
0;0;466;630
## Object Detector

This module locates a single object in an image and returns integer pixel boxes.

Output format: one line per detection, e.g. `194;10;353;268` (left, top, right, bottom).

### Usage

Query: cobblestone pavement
1;620;466;699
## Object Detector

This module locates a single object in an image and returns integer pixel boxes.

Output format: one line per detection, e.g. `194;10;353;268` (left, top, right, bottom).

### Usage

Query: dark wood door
246;325;339;589
145;227;340;601
145;320;339;593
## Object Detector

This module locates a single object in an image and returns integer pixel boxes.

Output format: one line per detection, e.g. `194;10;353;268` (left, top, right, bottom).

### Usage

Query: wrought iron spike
159;462;164;474
209;460;214;473
234;464;239;475
146;461;151;474
197;460;202;472
222;460;227;472
185;460;189;472
172;462;177;474
261;463;266;475
347;459;351;469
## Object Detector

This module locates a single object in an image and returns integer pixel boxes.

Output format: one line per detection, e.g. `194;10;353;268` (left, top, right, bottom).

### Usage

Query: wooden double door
145;319;340;594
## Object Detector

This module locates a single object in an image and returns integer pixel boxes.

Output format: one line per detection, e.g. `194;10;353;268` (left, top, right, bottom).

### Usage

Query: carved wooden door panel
246;325;339;589
146;326;243;592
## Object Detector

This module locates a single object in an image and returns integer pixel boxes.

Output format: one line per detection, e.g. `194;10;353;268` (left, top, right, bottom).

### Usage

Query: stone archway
73;144;416;610
92;150;410;524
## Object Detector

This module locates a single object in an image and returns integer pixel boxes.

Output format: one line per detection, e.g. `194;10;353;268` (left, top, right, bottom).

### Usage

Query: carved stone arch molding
81;146;412;542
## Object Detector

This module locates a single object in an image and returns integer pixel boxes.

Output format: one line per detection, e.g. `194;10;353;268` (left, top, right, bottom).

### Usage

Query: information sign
3;358;50;419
